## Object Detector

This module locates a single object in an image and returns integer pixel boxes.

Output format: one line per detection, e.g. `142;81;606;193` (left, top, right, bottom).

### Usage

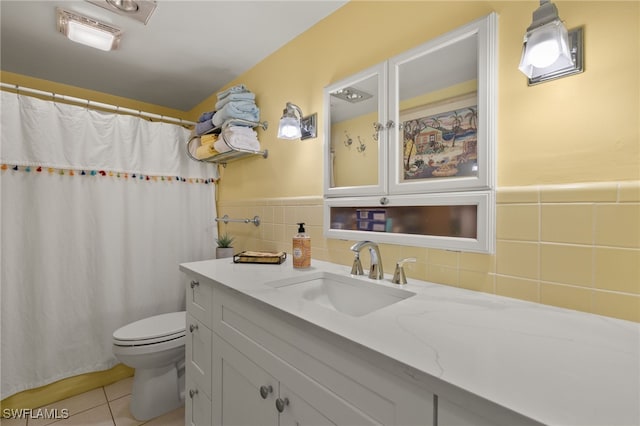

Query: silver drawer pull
190;280;199;288
275;397;289;413
189;323;198;333
259;385;273;399
189;389;198;398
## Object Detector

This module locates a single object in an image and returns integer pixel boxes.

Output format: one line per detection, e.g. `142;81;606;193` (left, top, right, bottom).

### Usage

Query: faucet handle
351;253;364;275
392;257;416;285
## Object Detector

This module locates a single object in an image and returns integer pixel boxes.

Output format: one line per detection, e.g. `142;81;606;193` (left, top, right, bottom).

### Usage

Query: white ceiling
0;0;347;111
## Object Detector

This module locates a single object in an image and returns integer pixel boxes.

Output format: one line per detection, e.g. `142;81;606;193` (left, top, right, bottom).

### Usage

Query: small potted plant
215;233;235;259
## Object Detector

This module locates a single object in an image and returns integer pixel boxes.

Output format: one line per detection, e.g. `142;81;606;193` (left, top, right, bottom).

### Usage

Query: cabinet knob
189;389;198;398
275;397;289;413
379;197;389;205
190;280;199;288
259;385;273;399
189;323;198;333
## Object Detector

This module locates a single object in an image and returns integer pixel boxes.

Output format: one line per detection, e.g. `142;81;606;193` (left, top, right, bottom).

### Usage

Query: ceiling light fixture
518;0;584;85
107;0;139;13
331;87;373;103
277;102;317;141
86;0;157;25
57;8;122;51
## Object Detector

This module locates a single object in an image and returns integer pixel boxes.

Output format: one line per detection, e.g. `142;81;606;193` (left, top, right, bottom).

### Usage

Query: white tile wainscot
180;258;639;426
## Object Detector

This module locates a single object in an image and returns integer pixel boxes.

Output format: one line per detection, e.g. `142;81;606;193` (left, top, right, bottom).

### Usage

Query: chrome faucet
349;241;384;280
392;257;416;285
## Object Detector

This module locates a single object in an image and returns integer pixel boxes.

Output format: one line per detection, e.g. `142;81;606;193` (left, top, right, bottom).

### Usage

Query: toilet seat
113;311;186;347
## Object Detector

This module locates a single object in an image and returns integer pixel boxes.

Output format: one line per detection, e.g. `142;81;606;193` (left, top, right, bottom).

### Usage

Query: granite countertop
180;258;640;426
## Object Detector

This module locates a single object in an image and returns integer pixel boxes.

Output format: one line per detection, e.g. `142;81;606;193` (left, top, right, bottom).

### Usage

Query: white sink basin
265;271;415;317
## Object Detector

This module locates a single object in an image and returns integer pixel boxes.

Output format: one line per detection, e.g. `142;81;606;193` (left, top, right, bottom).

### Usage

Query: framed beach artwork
399;92;478;182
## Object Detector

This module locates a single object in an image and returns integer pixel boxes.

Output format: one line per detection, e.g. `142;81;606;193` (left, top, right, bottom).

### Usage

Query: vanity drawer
186;274;212;325
186;314;212;399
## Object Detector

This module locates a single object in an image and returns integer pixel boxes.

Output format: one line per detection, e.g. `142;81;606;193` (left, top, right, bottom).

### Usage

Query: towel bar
215;214;260;226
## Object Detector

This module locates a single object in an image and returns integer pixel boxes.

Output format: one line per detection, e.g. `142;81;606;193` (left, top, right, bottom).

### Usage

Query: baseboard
0;364;134;411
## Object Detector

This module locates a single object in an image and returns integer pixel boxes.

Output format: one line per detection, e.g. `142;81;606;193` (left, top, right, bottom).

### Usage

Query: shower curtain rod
0;82;197;126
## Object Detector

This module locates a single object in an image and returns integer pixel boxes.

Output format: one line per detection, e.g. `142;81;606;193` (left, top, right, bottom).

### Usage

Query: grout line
103;386;117;426
537;198;542;302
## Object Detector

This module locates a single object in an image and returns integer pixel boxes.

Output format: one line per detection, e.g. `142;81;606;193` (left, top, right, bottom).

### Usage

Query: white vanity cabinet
183;271;434;426
181;260;639;426
211;283;434;426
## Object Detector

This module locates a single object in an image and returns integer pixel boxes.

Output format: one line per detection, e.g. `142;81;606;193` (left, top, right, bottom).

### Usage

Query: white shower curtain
0;91;217;398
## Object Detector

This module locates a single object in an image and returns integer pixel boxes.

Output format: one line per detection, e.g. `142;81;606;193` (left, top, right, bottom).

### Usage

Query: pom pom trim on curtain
0;91;212;180
1;164;217;185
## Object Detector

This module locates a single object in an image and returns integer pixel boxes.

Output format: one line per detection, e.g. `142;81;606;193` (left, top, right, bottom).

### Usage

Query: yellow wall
207;1;638;323
190;1;639;200
0;71;190;121
331;110;379;187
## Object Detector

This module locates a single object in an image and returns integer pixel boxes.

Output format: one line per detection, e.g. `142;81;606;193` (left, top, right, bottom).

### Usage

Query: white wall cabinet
323;13;497;253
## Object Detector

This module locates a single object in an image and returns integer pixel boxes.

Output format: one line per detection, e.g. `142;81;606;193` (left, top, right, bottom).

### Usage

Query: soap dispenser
292;222;311;269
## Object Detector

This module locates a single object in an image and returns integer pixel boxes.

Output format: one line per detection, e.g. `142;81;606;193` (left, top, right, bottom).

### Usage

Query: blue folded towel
198;111;215;122
195;119;215;136
212;101;260;127
217;84;248;100
215;92;256;110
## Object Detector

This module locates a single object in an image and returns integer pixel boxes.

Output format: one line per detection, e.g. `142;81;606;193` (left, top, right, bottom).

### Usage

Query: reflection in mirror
398;34;479;183
329;73;379;188
329;205;477;239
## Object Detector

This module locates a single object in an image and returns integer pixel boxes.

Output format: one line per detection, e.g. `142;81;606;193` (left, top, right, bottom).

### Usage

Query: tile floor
2;377;184;426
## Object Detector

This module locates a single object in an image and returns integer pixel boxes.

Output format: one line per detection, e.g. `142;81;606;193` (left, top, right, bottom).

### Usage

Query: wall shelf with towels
185;118;268;167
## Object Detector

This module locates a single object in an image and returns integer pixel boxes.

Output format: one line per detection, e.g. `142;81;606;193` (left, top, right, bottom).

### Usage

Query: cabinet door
438;398;494;426
186;314;212;398
186;274;212;325
278;383;336;426
324;62;388;198
388;13;497;195
438;396;540;426
185;375;212;426
213;335;279;426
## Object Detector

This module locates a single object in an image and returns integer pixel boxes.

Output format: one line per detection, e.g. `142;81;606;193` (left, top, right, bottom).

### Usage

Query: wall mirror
388;15;495;194
323;63;387;197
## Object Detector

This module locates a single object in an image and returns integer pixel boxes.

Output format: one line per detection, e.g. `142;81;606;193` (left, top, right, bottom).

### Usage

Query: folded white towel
215;126;260;153
213;137;231;153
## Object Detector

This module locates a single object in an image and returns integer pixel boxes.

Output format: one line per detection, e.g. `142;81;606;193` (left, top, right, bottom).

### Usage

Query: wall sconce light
277;102;317;140
57;8;123;51
518;0;583;85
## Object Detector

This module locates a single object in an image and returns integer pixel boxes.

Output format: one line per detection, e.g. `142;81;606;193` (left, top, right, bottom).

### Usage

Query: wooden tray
233;251;287;264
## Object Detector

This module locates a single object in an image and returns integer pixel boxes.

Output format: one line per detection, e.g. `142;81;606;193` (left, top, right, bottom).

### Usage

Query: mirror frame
323;62;388;197
388;13;497;195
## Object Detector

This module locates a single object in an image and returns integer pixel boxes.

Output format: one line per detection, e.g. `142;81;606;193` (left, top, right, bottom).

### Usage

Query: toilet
112;311;186;421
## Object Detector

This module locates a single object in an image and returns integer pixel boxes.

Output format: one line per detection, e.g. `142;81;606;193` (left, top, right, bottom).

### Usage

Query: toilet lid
113;311;186;342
